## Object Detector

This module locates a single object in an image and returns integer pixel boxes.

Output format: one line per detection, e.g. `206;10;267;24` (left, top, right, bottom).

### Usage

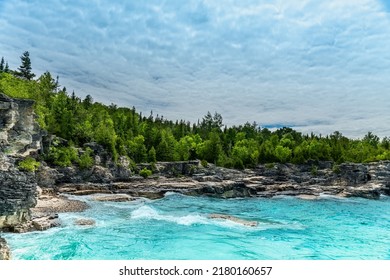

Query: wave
131;205;208;226
130;205;304;231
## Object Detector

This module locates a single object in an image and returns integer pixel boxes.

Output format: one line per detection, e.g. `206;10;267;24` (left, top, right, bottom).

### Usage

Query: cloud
1;0;390;138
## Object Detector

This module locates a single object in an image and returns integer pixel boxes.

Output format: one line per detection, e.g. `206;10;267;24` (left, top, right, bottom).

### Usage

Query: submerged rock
74;219;96;226
208;213;258;227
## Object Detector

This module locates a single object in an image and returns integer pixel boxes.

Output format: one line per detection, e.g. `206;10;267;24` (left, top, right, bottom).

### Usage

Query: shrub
78;147;94;170
201;159;208;168
139;167;152;178
233;158;244;170
311;165;318;176
47;146;79;167
18;157;40;172
265;163;275;169
332;164;341;174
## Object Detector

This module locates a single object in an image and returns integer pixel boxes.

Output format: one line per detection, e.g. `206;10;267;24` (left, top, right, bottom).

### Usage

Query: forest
1;52;390;170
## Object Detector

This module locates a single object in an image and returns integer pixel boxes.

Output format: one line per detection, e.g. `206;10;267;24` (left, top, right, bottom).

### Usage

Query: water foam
130;205;296;230
131;205;209;226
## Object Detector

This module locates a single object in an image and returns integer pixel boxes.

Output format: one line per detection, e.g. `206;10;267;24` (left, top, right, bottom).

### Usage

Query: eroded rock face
0;93;44;230
0;93;44;157
0;167;38;230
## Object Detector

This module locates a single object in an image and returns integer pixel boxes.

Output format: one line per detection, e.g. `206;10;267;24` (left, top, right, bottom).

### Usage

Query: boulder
74;219;95;226
0;237;11;260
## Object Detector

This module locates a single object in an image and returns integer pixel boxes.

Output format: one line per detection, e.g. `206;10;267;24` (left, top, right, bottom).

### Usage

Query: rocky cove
1;93;390;259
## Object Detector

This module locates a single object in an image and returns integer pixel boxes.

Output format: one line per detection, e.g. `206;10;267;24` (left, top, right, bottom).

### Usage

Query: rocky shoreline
1;93;390;259
40;160;390;201
1;161;390;259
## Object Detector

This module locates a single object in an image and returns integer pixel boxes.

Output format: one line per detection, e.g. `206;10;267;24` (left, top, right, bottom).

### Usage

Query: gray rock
0;93;45;230
0;237;11;260
208;214;258;227
0;93;45;157
74;219;95;226
91;194;135;202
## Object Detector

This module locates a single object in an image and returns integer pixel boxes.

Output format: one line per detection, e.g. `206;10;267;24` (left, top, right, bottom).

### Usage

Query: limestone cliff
0;93;43;157
0;92;44;230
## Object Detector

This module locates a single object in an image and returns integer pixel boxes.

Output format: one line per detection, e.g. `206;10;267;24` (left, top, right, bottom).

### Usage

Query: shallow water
3;193;390;260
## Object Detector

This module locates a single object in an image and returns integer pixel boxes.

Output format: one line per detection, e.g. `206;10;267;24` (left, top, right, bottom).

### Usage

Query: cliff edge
0;92;44;230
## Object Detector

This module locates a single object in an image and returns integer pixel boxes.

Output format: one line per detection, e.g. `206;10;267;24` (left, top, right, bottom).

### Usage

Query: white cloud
1;0;390;138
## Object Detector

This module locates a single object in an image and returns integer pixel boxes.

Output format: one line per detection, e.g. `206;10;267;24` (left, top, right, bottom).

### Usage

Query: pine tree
4;62;9;73
17;51;35;80
0;57;4;71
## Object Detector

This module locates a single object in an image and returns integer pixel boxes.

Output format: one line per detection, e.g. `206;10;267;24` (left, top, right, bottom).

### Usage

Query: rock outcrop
0;93;43;157
0;93;45;230
0;169;37;229
0;237;11;260
45;160;390;200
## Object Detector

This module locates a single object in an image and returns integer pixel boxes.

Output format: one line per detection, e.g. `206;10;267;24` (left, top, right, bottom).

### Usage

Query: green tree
197;131;223;164
127;135;147;163
156;130;177;161
16;51;35;80
4;62;9;73
0;57;4;72
274;145;292;163
148;146;157;163
79;148;94;169
174;135;197;161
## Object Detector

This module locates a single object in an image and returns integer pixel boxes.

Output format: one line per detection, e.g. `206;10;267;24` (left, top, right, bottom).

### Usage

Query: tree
148;146;157;163
127;135;147;163
17;51;35;80
83;94;93;108
197;131;223;164
0;58;10;73
274;145;292;163
156;130;176;161
0;57;4;71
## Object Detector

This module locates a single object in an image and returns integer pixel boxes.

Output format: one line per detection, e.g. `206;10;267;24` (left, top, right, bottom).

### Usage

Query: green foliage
201;159;208;168
274;145;292;163
156;130;176;161
2;52;390;170
139;167;152;178
332;164;341;174
197;131;222;164
148;146;157;163
18;157;40;172
79;148;94;170
265;163;275;169
311;165;318;176
47;146;79;167
127;135;147;163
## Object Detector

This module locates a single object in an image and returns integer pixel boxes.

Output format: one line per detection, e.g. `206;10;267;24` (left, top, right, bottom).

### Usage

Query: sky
1;0;390;138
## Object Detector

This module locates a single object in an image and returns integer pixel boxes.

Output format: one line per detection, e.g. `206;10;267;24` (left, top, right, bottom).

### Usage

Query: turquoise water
3;193;390;260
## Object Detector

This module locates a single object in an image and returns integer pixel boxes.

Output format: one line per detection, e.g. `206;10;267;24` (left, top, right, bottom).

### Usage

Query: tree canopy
1;52;390;168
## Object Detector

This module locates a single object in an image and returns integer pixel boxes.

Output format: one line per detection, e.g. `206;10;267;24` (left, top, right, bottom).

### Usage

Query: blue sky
1;0;390;138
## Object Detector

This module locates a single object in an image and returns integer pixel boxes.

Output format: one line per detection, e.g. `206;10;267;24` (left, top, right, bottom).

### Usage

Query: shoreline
2;191;389;260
